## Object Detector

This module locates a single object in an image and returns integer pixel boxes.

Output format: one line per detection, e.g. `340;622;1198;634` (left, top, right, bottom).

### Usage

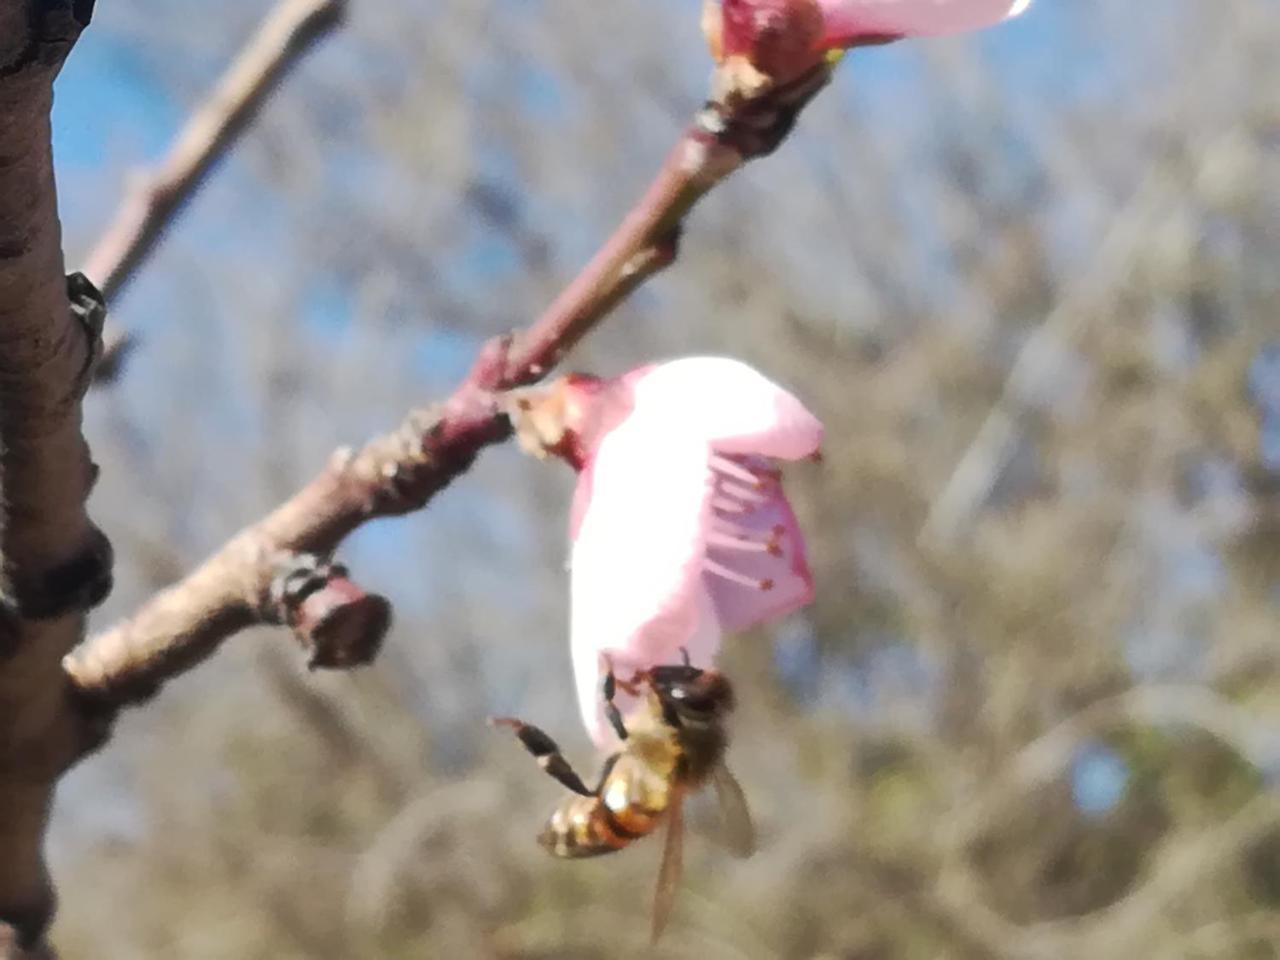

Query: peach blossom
561;358;822;746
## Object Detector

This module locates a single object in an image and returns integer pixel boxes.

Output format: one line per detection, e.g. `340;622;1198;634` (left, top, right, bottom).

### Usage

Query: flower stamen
711;494;755;514
707;530;771;553
704;557;775;591
715;479;769;506
708;518;787;556
710;454;768;486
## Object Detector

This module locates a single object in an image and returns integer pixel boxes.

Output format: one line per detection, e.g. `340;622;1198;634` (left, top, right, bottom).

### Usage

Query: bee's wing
651;787;685;943
712;762;757;858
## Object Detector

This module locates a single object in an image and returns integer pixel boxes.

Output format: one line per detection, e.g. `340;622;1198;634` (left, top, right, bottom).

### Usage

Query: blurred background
45;0;1280;956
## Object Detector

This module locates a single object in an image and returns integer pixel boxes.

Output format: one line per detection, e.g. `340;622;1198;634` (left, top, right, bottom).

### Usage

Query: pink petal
628;357;823;461
703;456;815;631
817;0;1029;46
569;418;720;746
567;456;595;542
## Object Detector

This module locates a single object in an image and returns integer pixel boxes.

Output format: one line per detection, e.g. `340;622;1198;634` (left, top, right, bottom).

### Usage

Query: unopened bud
703;0;825;98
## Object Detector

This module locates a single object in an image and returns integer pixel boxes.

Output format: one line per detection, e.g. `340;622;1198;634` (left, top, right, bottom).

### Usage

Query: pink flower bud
815;0;1031;49
707;0;826;86
703;0;1032;92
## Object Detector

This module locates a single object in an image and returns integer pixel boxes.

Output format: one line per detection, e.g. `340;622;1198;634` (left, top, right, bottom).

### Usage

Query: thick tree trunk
0;2;100;949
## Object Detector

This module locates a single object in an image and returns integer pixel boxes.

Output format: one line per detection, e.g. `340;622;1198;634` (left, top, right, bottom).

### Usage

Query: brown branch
0;0;101;948
81;0;347;382
64;65;834;710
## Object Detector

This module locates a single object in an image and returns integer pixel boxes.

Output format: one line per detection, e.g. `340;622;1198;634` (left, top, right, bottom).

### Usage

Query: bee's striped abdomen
539;794;661;858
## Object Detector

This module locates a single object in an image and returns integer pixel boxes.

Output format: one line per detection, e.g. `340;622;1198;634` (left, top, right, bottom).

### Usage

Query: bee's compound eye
668;682;720;714
691;674;734;714
677;693;715;712
650;666;734;717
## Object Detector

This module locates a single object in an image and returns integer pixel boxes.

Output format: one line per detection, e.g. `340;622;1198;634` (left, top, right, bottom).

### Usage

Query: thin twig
64;68;831;712
82;0;347;381
501;136;739;382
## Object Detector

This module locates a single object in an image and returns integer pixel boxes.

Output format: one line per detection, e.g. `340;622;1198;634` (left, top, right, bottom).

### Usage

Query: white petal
569;417;720;746
628;357;823;461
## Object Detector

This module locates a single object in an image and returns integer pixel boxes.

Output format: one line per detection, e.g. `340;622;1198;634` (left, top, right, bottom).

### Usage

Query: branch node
0;890;55;956
328;445;356;472
66;687;120;761
7;526;113;621
622;226;683;280
700;60;834;159
468;331;515;391
65;272;105;395
266;554;391;669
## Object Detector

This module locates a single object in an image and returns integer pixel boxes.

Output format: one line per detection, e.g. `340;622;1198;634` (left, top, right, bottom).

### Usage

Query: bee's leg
602;653;643;697
594;753;620;792
489;717;593;797
602;666;630;742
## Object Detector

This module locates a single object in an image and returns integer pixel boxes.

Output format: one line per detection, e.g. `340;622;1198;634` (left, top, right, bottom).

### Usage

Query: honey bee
491;652;756;941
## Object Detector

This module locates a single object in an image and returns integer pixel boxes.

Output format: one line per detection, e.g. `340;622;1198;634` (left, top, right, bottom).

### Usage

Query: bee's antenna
678;647;691;667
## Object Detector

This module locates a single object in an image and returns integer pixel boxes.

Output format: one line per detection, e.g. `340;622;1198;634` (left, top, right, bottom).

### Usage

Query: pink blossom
815;0;1031;49
558;358;822;746
707;0;1031;91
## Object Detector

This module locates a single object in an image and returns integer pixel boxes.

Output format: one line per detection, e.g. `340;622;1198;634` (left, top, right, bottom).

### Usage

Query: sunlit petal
570;420;716;745
628;357;823;460
817;0;1029;47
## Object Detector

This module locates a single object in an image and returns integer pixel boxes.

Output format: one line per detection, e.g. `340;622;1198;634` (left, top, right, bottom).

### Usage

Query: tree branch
81;0;347;383
64;65;834;711
0;0;101;946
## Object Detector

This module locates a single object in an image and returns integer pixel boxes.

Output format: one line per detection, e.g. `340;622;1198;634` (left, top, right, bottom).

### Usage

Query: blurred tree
3;0;1273;956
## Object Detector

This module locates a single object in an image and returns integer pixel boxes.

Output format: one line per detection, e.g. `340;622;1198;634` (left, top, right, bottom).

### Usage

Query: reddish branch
64;66;834;709
82;0;347;382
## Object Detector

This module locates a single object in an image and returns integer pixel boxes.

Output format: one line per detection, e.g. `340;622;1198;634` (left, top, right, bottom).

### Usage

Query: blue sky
49;0;1231;827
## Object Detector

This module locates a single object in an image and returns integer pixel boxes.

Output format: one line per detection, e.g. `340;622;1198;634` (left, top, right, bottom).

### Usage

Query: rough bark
0;0;101;948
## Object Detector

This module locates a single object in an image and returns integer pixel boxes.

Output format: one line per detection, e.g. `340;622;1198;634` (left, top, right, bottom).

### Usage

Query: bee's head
646;664;735;726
